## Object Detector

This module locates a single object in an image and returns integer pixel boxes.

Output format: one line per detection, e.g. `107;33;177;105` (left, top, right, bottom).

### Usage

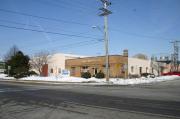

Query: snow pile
20;75;179;85
0;74;15;79
20;76;106;83
110;76;179;85
0;73;179;85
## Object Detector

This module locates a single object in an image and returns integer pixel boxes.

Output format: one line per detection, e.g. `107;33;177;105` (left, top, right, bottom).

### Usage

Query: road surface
0;79;180;119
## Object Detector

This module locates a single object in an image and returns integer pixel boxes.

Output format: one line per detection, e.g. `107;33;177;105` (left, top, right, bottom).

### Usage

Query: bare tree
30;51;49;75
133;53;148;60
4;45;19;61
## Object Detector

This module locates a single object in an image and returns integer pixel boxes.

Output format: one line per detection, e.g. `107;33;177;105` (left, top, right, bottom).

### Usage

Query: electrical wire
24;39;103;54
0;8;91;26
0;9;173;41
0;19;38;27
0;24;102;40
110;28;173;40
37;0;97;15
0;19;101;38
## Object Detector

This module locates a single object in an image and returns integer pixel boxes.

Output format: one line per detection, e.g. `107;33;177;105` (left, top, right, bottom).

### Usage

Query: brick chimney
123;49;128;57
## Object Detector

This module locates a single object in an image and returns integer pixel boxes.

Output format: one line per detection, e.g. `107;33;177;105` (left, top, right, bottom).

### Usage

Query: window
50;68;53;73
152;68;154;73
131;66;134;73
71;67;76;75
58;68;61;74
139;67;142;74
146;67;148;73
94;68;98;75
81;66;89;72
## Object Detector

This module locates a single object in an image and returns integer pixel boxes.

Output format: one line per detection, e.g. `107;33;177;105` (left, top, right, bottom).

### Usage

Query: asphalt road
0;79;180;119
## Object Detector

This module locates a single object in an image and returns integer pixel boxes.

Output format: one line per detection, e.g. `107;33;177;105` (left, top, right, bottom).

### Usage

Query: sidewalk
0;78;108;86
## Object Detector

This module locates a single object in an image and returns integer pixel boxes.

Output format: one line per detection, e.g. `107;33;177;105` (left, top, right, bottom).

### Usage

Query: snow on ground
20;75;180;85
1;73;179;85
109;76;179;85
0;74;15;79
19;76;107;83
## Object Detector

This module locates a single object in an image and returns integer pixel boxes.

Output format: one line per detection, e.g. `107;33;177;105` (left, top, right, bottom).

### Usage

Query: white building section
47;53;86;76
128;58;151;76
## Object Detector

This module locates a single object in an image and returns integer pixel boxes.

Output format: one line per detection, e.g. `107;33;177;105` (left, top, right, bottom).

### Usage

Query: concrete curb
0;79;109;86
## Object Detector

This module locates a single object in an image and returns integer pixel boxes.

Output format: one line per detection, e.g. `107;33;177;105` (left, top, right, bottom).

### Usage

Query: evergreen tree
6;51;31;78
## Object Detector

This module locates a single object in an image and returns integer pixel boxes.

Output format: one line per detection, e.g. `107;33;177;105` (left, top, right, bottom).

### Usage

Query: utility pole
99;0;112;82
170;40;180;72
8;66;11;77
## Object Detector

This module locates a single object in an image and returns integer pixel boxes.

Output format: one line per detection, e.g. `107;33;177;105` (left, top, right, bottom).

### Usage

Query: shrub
95;71;105;79
141;73;150;78
81;72;91;79
14;72;28;79
28;71;38;76
129;74;139;78
14;71;38;79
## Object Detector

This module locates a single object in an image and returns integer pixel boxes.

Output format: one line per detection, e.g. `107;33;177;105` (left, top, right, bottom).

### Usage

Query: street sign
8;66;11;70
62;69;70;76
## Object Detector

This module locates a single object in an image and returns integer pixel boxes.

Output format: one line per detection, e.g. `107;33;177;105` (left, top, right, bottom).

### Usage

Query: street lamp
92;26;104;33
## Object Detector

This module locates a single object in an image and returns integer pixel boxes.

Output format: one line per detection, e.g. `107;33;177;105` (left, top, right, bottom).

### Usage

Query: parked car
162;72;180;76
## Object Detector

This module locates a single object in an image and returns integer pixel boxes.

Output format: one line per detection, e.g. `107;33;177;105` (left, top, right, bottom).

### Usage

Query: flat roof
66;55;125;61
49;53;87;58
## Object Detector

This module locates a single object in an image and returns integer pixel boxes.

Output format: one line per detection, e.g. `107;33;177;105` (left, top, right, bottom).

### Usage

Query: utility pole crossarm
99;0;112;17
99;8;112;16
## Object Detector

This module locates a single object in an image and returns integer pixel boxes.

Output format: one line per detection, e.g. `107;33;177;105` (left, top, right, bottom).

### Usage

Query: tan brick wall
65;55;128;78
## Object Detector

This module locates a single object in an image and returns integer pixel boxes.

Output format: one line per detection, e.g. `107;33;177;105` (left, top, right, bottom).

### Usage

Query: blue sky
0;0;180;59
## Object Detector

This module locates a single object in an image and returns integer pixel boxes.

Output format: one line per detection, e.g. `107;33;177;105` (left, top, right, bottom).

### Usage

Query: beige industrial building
65;54;128;78
39;51;168;78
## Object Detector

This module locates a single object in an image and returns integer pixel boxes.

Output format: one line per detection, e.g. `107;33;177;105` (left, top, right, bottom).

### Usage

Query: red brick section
41;64;48;77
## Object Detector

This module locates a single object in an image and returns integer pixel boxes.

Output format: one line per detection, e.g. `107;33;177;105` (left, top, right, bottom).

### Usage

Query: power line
52;0;97;12
21;37;103;50
34;39;102;50
59;39;103;48
0;19;38;27
0;8;91;26
110;28;173;40
59;41;102;50
0;23;103;54
0;19;101;38
0;8;173;41
0;24;102;40
38;0;97;14
24;39;103;54
37;0;88;15
0;16;173;41
0;19;102;48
